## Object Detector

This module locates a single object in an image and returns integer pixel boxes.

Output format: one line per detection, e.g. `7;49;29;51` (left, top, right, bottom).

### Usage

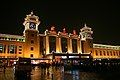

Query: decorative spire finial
63;28;66;33
73;30;76;35
84;23;87;27
30;11;34;15
51;26;55;31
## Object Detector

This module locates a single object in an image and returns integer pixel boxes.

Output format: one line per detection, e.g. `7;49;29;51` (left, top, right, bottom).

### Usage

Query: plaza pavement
0;67;14;80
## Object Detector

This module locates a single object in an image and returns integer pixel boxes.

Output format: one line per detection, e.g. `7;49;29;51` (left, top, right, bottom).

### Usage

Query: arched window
95;50;98;56
100;51;102;56
107;51;109;56
110;51;112;56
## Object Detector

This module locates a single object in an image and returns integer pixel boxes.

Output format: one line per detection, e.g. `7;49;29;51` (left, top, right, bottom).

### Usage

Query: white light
69;56;79;58
13;61;16;65
31;60;39;64
86;56;89;58
62;56;67;59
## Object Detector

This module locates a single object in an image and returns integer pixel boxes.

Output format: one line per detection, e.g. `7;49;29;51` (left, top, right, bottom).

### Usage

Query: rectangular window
31;47;34;51
19;46;22;48
8;45;17;54
30;54;33;57
10;45;14;53
19;52;22;54
0;44;3;53
19;49;22;51
0;44;6;53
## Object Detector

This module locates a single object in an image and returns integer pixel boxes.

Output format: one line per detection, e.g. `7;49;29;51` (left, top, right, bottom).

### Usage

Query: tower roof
80;24;92;32
23;11;40;26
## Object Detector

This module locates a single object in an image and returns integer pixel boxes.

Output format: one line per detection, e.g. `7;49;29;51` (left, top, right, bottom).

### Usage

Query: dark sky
0;1;120;45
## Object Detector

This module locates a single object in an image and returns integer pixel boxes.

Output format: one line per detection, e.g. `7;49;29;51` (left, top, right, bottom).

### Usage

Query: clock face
29;22;36;29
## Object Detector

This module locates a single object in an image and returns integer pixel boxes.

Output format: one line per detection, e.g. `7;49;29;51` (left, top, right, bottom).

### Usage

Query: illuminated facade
0;12;120;60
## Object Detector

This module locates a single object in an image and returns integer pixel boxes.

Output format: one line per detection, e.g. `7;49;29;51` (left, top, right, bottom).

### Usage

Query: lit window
8;45;17;54
0;44;6;53
0;44;3;53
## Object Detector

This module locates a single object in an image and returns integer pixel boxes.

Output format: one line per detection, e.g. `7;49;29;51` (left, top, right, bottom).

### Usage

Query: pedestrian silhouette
3;63;6;73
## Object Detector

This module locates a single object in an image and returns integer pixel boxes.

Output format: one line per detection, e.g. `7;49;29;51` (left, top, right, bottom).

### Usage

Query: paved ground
0;67;63;80
0;67;14;80
0;66;113;80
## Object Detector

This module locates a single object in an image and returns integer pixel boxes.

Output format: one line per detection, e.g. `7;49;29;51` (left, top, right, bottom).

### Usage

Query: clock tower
80;24;93;54
23;12;41;58
23;11;40;33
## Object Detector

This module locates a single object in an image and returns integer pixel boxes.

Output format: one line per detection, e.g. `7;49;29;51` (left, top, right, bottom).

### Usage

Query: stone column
46;35;49;54
77;39;82;54
67;38;72;53
5;44;8;54
56;37;62;53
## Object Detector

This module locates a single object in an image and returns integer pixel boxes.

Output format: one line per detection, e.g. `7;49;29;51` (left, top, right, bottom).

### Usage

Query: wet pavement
0;66;63;80
0;67;14;80
0;66;120;80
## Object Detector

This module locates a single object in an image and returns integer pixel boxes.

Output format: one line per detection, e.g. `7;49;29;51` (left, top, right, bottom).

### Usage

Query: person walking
3;62;6;73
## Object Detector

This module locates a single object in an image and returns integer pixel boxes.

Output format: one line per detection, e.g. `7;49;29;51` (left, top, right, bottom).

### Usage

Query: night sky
0;1;120;45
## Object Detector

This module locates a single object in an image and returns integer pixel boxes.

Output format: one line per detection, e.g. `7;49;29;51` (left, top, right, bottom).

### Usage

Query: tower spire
23;12;40;36
84;23;87;27
30;11;34;15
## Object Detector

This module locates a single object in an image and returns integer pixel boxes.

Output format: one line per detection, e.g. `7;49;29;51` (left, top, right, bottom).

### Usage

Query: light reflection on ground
0;66;119;80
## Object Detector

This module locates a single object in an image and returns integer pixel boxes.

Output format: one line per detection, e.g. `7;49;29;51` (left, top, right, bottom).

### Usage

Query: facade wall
0;40;24;58
92;48;120;59
0;34;120;59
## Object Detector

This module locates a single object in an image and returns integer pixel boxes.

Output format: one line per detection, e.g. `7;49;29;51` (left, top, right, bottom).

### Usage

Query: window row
95;50;120;56
0;44;22;54
0;37;24;42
